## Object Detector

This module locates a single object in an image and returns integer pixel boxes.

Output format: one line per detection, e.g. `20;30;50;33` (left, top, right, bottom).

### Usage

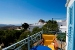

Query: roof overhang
65;0;71;7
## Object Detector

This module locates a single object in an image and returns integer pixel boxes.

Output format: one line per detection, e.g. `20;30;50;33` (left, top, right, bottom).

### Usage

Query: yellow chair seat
44;40;53;46
48;44;54;50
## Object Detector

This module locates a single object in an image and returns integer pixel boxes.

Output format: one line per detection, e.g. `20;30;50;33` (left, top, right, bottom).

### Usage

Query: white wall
68;0;74;7
59;26;67;33
56;20;67;33
66;7;69;50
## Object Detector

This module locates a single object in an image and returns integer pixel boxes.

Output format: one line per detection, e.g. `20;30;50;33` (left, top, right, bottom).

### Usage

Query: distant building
15;26;23;30
56;20;67;33
15;20;67;33
28;20;67;32
66;0;75;50
28;20;46;31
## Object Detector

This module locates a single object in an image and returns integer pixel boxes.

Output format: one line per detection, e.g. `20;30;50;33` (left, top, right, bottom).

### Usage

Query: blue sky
0;0;66;24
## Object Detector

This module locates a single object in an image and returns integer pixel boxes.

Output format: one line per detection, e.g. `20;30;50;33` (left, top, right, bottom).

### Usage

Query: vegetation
0;30;23;47
39;19;45;23
0;23;30;48
43;20;59;32
57;33;66;42
0;20;66;49
32;27;42;34
22;23;29;30
19;30;31;40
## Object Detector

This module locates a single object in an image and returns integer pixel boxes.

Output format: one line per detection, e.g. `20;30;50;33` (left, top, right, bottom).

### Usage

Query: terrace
2;30;66;50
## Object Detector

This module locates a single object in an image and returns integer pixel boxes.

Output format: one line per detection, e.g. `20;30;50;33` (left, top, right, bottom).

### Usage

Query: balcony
2;31;66;50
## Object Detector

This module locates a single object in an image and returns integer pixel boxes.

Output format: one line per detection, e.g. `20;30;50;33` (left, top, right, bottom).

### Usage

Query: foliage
22;23;29;30
0;30;22;47
0;19;60;48
32;27;42;34
21;44;28;50
43;20;59;32
19;30;31;40
39;19;45;23
57;33;66;42
41;26;48;33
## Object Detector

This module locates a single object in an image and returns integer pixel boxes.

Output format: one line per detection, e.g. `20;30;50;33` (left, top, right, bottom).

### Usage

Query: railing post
40;32;41;40
28;35;30;50
40;29;43;40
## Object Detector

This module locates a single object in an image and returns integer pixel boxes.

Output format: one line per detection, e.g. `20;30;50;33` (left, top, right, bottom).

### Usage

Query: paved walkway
57;40;66;50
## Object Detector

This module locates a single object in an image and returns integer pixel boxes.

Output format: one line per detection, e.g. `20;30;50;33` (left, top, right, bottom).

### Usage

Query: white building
28;22;46;31
29;20;67;32
56;20;67;33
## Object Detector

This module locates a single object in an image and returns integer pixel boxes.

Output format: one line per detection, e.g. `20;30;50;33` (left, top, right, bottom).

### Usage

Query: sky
0;0;66;24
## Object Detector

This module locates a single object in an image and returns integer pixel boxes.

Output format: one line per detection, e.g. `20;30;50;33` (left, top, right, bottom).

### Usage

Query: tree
22;23;29;30
19;30;30;40
32;27;42;34
39;19;45;23
57;33;66;42
0;30;23;47
43;20;59;32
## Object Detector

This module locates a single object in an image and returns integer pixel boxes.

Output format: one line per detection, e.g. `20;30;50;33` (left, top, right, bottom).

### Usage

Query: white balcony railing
2;31;43;50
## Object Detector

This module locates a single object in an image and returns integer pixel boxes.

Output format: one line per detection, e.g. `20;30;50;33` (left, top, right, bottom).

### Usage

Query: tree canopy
0;30;23;47
22;23;29;30
32;27;42;34
43;20;59;32
39;19;45;23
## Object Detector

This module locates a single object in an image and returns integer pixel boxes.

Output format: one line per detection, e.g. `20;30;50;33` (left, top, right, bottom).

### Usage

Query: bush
56;33;66;42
